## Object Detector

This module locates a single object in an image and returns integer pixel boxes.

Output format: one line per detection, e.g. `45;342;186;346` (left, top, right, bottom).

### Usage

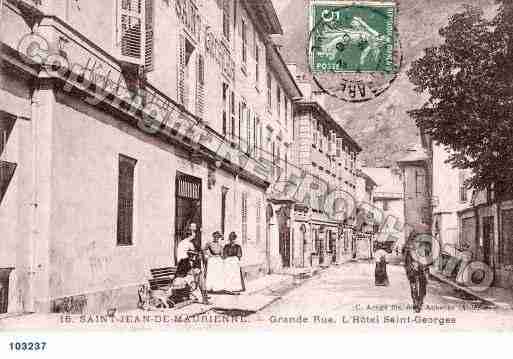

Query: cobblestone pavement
247;261;513;331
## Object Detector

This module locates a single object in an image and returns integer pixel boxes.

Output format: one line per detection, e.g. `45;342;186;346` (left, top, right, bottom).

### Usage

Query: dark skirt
375;261;389;286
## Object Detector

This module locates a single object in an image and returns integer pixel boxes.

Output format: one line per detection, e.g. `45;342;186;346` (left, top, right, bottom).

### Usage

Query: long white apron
205;256;225;292
223;256;243;292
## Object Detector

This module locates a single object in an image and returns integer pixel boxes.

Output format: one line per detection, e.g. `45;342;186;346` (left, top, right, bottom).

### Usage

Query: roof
267;44;303;99
356;169;377;188
242;0;283;35
363;167;403;199
295;101;362;152
397;143;429;164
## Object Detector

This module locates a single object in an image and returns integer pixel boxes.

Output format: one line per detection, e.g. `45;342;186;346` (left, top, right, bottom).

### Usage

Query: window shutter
118;0;145;65
256;199;261;244
246;108;251;154
242;192;248;244
336;138;342;157
196;54;205;117
144;0;154;71
177;34;187;106
117;154;137;246
0;161;16;205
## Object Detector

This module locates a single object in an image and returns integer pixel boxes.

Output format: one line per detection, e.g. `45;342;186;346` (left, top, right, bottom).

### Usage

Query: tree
407;2;513;197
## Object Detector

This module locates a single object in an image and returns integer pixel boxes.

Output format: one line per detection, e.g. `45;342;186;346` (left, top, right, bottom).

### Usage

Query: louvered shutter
256;199;261;244
144;0;154;71
246;108;251;154
177;34;187;107
242;192;248;244
118;0;145;65
0;161;16;205
195;54;205;117
336;138;342;157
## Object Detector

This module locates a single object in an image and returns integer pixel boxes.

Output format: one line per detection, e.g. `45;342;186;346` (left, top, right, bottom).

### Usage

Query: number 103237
9;342;47;351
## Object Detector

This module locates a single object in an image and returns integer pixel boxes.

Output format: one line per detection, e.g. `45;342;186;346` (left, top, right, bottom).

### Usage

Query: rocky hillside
275;0;496;166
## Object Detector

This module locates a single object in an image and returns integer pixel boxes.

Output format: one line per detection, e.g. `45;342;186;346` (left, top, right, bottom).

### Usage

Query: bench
148;267;193;306
148;267;176;291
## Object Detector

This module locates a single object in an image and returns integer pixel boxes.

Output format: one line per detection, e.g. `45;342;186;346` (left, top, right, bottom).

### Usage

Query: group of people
373;224;430;313
175;223;245;305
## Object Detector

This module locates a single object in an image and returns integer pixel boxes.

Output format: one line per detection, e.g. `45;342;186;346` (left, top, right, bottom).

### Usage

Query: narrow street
246;261;513;331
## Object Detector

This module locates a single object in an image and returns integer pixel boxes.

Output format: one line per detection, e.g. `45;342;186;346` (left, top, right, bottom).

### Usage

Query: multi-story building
421;133;513;288
0;0;301;314
364;166;405;255
397;144;432;238
282;67;362;268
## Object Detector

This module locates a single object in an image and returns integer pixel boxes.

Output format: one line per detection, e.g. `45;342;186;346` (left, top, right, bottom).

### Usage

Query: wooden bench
148;267;177;291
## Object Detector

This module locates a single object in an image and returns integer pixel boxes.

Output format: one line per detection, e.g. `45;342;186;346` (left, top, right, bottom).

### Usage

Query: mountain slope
276;0;496;166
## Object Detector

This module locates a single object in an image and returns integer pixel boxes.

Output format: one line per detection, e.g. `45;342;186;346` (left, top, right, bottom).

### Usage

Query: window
272;141;276;165
256;199;262;243
242;192;248;244
222;0;230;41
197;54;205;85
255;44;260;87
415;170;426;198
230;91;236;141
277;86;281;117
117;154;137;246
221;187;229;234
258;122;263;159
241;19;247;65
144;0;154;71
195;53;205;116
239;101;247;149
319;124;324;150
253;117;258;156
312;119;318;147
267;73;272;109
222;83;228;136
459;171;468;202
336;138;342;157
118;0;154;70
0;161;16;205
246;107;251;155
177;35;195;107
284;97;288;126
285;151;288;177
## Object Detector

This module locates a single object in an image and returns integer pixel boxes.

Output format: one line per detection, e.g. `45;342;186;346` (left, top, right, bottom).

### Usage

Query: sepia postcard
1;0;513;348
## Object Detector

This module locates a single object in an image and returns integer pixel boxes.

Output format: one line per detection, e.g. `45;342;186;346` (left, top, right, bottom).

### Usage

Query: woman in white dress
204;231;225;293
222;232;245;293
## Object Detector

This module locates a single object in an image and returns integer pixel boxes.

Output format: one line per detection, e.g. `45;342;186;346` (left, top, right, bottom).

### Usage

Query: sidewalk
0;272;300;329
430;270;513;310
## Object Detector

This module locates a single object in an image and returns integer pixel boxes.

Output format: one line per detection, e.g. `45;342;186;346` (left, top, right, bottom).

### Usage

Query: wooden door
174;172;202;263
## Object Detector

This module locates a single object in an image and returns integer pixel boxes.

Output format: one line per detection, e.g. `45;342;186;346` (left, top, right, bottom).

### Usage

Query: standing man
176;223;210;304
404;224;430;313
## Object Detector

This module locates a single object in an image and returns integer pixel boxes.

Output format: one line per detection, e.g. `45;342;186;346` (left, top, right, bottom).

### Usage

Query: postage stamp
309;1;396;73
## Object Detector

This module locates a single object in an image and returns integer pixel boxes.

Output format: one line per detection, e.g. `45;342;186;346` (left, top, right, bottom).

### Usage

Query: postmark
308;1;402;102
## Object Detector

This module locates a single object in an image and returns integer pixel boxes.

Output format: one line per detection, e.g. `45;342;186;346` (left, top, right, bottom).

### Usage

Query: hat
212;231;222;238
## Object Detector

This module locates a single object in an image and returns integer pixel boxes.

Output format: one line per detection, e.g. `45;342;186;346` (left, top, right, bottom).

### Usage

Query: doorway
174;172;202;263
279;223;291;268
482;216;494;266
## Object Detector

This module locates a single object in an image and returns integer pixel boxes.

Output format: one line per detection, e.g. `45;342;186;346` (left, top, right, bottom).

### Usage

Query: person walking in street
374;246;389;286
223;232;245;293
204;231;225;293
404;224;430;313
